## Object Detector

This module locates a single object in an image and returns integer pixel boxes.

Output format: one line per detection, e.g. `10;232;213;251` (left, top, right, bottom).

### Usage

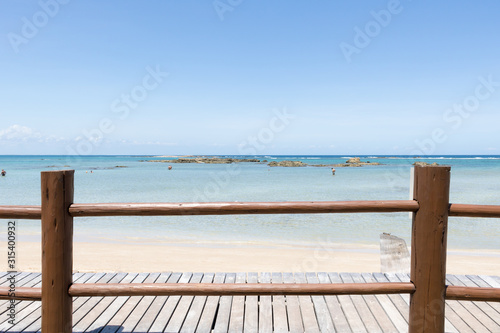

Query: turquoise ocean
0;155;499;250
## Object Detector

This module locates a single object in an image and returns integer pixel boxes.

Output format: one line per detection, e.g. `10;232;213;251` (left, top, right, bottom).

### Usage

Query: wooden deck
1;271;499;333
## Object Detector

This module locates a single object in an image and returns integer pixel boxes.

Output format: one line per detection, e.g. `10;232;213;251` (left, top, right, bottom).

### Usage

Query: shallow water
1;155;499;249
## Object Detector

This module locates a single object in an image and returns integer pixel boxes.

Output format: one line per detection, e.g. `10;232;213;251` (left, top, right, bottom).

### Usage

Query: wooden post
41;170;74;333
409;166;450;333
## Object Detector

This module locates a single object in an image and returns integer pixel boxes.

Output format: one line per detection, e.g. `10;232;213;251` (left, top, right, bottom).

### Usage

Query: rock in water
413;161;439;166
346;157;361;164
380;233;410;273
332;157;382;167
268;160;307;167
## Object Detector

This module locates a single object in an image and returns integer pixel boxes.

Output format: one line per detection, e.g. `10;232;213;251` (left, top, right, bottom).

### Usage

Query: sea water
0;155;499;250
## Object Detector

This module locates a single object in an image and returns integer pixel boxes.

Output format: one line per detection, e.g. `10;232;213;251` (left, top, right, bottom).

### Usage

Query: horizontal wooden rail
449;203;500;218
69;282;416;296
2;284;499;302
69;200;420;217
0;206;41;220
446;285;500;302
0;286;42;300
3;202;499;219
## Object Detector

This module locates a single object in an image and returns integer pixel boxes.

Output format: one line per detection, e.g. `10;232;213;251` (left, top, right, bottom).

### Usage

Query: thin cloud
0;125;65;143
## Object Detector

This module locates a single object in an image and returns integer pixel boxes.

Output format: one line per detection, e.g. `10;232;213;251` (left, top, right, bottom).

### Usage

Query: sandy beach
3;240;500;276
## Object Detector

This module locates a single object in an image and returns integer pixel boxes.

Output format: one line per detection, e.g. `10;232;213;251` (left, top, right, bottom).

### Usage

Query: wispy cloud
0;125;65;144
0;125;41;142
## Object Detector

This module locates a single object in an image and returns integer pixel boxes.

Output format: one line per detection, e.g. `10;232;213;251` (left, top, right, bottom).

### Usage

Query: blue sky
1;0;499;155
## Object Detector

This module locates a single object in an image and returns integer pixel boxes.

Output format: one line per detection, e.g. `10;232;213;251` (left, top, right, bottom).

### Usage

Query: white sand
2;241;499;275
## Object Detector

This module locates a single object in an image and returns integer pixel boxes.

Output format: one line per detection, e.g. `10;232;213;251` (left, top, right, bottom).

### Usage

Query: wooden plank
119;272;167;332
41;170;74;333
228;272;246;332
180;272;215;332
282;272;304;333
479;275;500;288
317;272;349;332
11;272;101;333
305;272;335;332
444;275;488;332
130;272;173;332
409;166;450;333
213;273;235;333
72;273;129;332
99;272;161;333
82;272;147;333
243;272;259;333
148;272;192;332
390;273;460;333
494;275;500;286
1;272;38;287
453;275;500;331
0;273;41;321
362;273;407;333
0;272;38;314
258;272;272;333
196;272;225;333
329;272;367;332
294;272;320;333
71;272;108;314
372;273;409;324
384;273;409;305
1;277;43;332
78;272;139;332
466;275;500;314
394;273;460;332
350;273;397;332
494;275;500;285
66;273;112;328
0;271;498;333
340;273;382;332
165;272;204;332
0;271;19;310
271;272;289;332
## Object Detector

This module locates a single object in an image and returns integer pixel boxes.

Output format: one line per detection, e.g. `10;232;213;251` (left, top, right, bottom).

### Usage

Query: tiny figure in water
168;165;172;170
1;169;6;176
331;168;336;175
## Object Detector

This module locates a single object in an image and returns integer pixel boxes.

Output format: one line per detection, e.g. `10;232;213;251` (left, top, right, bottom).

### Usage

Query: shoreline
3;240;499;276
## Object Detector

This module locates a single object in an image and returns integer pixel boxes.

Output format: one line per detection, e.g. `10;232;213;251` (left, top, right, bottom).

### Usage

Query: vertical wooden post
409;165;450;333
41;170;74;333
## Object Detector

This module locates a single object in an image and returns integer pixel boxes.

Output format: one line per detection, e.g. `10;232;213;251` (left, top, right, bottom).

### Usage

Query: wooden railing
0;165;499;333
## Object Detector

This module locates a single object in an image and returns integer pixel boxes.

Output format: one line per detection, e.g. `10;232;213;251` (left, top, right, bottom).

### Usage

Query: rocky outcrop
145;157;261;164
413;161;439;167
268;160;307;167
346;157;361;164
332;158;382;167
309;164;336;167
